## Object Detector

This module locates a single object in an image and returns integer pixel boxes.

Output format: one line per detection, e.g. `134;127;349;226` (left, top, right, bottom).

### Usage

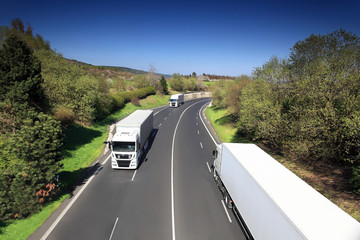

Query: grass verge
0;94;170;240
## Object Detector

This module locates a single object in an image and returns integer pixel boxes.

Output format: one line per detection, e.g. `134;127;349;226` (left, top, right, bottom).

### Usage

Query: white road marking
109;217;119;240
104;155;111;164
200;142;203;148
199;103;217;145
196;122;198;126
221;200;232;223
164;117;167;120
131;170;137;181
40;165;102;240
206;162;211;172
154;106;167;116
171;101;201;240
197;130;200;135
159;123;162;127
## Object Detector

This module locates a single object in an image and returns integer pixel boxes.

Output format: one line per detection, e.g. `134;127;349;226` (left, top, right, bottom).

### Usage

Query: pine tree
0;34;44;111
160;75;169;95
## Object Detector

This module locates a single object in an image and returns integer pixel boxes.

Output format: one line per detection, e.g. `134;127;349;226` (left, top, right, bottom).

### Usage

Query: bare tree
146;64;160;91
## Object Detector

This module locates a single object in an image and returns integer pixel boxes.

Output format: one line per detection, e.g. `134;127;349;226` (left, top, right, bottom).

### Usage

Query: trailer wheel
224;194;233;209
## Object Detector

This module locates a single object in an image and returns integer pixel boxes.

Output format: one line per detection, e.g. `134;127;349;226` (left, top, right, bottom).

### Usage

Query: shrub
54;106;75;125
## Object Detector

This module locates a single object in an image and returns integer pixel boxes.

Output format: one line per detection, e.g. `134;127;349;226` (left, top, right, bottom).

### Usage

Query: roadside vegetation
0;18;171;238
207;29;360;221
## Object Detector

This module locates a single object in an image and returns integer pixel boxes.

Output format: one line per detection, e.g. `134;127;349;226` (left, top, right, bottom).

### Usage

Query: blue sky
1;0;360;76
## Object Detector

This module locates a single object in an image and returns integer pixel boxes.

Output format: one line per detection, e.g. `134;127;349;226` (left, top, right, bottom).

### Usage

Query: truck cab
212;144;222;177
169;94;184;107
110;128;141;169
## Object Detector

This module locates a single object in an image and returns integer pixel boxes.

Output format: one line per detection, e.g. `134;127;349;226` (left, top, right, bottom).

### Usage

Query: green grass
205;105;250;143
0;94;170;240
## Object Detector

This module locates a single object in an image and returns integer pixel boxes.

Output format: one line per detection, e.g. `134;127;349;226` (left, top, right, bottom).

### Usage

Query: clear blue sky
1;0;360;76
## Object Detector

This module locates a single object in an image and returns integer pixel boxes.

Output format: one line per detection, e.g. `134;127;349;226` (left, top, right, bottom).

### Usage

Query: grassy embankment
0;94;170;240
205;105;360;222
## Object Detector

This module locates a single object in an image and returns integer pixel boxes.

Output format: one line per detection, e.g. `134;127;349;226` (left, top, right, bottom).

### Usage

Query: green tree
133;74;149;89
238;80;284;149
0;34;45;111
160;75;169;95
184;77;197;91
0;111;63;219
168;73;185;91
35;49;98;124
286;29;360;165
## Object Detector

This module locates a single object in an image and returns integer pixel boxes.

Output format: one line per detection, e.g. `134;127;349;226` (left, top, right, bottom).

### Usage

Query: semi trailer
105;110;153;169
212;143;360;240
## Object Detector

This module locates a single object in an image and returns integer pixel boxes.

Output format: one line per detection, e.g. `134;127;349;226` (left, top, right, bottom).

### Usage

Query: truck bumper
111;158;138;169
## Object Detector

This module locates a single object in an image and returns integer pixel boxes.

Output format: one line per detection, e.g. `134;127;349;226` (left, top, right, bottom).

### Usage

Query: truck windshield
170;99;177;102
112;141;135;152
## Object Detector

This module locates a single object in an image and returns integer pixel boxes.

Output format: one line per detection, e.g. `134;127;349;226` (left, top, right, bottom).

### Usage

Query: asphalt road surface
30;98;245;240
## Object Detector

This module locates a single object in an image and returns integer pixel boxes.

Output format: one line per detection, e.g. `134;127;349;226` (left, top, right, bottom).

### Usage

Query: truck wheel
224;194;233;209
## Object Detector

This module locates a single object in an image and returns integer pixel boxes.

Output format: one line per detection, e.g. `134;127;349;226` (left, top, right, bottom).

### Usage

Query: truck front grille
115;154;131;159
116;160;131;167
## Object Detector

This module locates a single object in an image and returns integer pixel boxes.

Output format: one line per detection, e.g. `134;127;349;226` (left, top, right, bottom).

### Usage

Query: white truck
106;110;153;169
169;94;184;107
212;143;360;240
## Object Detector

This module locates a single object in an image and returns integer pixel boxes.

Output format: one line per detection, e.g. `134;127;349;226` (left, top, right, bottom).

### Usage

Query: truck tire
224;194;233;209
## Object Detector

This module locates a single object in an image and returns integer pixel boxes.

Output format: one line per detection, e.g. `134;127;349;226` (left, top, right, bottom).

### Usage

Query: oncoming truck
105;110;153;169
212;143;360;240
169;94;184;107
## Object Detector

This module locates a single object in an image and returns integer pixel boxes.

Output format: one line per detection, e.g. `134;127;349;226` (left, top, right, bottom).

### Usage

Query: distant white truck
169;94;184;107
212;143;360;240
105;110;153;169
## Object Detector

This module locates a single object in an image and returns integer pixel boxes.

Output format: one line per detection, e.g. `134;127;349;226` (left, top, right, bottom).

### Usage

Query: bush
350;166;360;192
131;96;140;106
54;106;75;125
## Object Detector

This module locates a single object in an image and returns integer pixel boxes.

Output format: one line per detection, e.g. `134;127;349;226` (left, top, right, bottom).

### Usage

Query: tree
168;73;185;91
10;18;24;34
160;75;169;95
0;34;44;111
133;74;149;89
146;64;160;91
286;29;360;165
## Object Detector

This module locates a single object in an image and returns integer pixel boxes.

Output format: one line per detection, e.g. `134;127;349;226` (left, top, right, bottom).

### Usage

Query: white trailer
169;94;184;107
106;110;153;169
212;143;360;240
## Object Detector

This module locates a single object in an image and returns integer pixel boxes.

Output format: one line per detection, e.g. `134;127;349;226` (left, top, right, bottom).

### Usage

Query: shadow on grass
61;124;103;158
231;128;253;143
215;113;237;126
0;220;10;234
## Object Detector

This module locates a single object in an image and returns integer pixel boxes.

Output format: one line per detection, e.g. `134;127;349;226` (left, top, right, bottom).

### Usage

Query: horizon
1;0;360;76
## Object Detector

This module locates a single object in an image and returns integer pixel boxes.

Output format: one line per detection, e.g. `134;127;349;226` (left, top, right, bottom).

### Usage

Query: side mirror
212;150;216;159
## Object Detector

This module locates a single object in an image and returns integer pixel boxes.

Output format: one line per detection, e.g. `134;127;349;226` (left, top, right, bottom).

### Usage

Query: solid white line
131;170;137;181
199;103;217;145
109;217;119;240
154;106;167;116
171;101;201;240
104;155;111;164
221;200;233;223
200;142;203;148
206;162;211;172
40;165;102;240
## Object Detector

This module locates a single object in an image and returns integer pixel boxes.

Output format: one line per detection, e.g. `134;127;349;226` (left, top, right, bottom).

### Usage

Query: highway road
30;98;245;240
